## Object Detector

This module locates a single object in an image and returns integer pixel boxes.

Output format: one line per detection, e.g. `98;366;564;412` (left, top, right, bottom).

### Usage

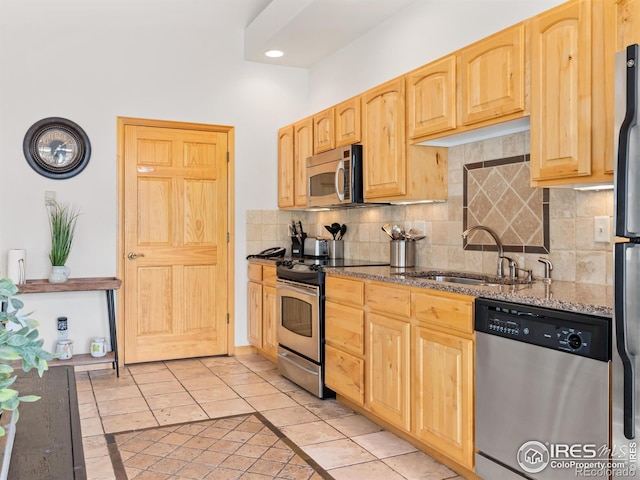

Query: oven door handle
278;351;320;376
277;283;319;297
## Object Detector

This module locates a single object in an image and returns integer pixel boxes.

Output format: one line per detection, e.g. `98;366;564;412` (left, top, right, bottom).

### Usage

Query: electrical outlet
594;216;610;243
44;191;56;206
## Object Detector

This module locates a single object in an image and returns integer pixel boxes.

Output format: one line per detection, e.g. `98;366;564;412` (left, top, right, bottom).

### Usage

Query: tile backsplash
247;131;614;285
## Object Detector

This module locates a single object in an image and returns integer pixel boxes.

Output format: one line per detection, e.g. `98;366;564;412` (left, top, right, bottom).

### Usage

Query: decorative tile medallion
463;155;549;254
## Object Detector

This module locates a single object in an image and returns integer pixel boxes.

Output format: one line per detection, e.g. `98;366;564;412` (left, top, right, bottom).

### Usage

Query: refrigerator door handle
615;243;637;439
617;44;640;237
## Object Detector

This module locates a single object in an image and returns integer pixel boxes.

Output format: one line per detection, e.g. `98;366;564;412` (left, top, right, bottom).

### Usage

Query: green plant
48;201;80;266
0;279;54;435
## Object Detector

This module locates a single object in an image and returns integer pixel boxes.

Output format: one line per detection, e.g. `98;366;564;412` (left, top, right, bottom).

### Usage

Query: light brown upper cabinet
458;23;527;126
407;55;457;139
278;117;313;209
277;125;295;208
363;77;448;202
335;96;361;147
530;0;614;186
313;108;335;153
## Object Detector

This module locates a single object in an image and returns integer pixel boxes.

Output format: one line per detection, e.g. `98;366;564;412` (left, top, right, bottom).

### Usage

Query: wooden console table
17;277;122;377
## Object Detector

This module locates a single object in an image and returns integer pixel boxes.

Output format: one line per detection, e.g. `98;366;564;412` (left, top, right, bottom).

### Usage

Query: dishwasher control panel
475;298;611;361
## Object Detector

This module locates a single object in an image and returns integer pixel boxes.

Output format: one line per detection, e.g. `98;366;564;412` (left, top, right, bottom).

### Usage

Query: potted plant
0;278;54;478
47;201;80;283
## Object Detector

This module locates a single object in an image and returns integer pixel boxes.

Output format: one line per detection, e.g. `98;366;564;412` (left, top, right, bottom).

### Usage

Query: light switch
594;216;610;243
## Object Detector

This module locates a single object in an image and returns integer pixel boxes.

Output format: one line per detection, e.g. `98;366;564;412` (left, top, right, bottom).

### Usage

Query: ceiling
244;0;418;68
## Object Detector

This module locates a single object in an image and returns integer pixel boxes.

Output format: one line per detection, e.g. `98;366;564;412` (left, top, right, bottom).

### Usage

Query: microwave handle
335;161;345;202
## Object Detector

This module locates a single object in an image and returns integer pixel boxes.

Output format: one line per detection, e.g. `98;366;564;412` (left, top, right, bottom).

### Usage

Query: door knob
127;252;145;260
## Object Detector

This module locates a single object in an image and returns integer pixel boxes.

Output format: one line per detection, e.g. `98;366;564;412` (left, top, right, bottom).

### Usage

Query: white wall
0;0;309;353
308;0;566;111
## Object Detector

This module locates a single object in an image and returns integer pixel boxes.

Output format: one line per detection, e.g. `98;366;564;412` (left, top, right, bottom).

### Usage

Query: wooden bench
7;366;86;479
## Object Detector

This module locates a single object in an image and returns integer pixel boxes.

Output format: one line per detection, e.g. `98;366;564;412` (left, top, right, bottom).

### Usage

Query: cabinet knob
127;252;145;260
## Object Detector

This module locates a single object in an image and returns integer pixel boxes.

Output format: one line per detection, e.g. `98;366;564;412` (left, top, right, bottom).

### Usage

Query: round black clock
23;117;91;179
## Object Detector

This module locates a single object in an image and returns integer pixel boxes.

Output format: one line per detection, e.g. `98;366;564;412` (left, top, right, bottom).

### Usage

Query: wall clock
23;117;91;179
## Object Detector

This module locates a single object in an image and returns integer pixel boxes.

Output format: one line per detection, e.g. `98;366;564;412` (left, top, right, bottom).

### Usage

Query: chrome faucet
461;225;506;277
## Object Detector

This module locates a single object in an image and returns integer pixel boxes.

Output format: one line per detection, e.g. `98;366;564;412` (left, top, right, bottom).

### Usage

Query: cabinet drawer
366;282;411;318
325;344;364;406
414;291;474;334
247;263;262;282
326;275;365;306
262;265;277;287
326;301;364;356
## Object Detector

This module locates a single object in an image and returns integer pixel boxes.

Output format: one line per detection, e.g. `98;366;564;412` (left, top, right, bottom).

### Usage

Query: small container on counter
90;337;107;358
56;339;74;360
390;240;415;268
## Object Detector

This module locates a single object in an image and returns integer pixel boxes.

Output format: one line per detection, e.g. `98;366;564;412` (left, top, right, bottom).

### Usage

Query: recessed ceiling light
265;50;284;58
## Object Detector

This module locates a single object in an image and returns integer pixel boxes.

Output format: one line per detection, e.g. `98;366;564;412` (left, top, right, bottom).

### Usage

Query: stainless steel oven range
275;257;388;399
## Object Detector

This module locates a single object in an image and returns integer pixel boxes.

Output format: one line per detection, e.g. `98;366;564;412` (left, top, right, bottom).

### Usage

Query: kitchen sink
420;274;496;286
394;270;532;286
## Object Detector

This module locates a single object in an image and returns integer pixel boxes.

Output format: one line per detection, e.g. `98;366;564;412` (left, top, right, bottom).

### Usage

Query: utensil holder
328;240;344;259
390;240;415;268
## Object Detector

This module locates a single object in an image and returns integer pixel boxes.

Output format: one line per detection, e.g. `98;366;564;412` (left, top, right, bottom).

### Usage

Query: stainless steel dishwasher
475;298;611;480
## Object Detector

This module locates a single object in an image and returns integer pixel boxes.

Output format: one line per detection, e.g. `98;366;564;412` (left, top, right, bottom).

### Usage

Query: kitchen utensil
324;225;337;239
408;235;426;242
338;224;347;240
382;224;394;238
391;225;404;240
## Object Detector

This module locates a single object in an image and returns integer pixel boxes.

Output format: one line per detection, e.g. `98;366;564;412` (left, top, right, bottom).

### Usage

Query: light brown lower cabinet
366;312;411;432
247;263;278;362
412;325;474;468
324;274;476;475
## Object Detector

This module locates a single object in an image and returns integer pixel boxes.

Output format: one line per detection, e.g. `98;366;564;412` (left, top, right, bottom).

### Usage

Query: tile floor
75;354;465;479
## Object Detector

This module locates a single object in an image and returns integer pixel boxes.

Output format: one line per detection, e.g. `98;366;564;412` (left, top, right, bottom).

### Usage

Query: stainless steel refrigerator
614;43;640;471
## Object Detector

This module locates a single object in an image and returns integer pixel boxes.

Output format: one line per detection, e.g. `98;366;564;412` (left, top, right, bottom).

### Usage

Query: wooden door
407;55;457;139
247;281;262;349
120;119;230;363
413;326;474;469
335;97;361;147
530;0;592;181
278;125;295;208
366;312;410;431
313;108;335;153
293;118;313;208
459;23;526;125
362;78;407;200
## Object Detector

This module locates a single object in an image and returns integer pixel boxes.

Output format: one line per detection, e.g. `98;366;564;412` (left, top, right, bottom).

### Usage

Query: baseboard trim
233;345;258;356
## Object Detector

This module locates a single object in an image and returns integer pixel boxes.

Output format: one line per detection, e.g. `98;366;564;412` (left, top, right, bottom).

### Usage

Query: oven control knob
568;334;582;350
310;264;320;271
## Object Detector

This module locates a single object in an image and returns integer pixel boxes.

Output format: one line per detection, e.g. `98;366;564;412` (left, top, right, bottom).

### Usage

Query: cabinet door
362;78;407;200
335;97;361;147
262;285;278;361
277;125;295;208
366;312;410;431
313;108;335;153
325;301;364;356
459;24;526;126
617;0;640;47
325;344;365;406
247;281;263;348
530;0;592;181
294;118;313;207
407;56;457;139
413;326;474;469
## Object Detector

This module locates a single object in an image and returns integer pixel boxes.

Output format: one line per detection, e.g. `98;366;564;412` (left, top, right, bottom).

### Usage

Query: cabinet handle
127;252;145;260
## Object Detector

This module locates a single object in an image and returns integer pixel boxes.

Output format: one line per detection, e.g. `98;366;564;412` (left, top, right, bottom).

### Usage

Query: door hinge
226;313;230;324
227;232;230;243
226;152;230;163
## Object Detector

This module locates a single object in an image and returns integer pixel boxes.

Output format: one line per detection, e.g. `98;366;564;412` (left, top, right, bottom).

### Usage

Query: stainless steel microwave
306;144;364;207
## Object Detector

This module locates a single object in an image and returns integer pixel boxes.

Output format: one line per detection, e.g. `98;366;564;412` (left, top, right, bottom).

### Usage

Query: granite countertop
323;266;614;318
